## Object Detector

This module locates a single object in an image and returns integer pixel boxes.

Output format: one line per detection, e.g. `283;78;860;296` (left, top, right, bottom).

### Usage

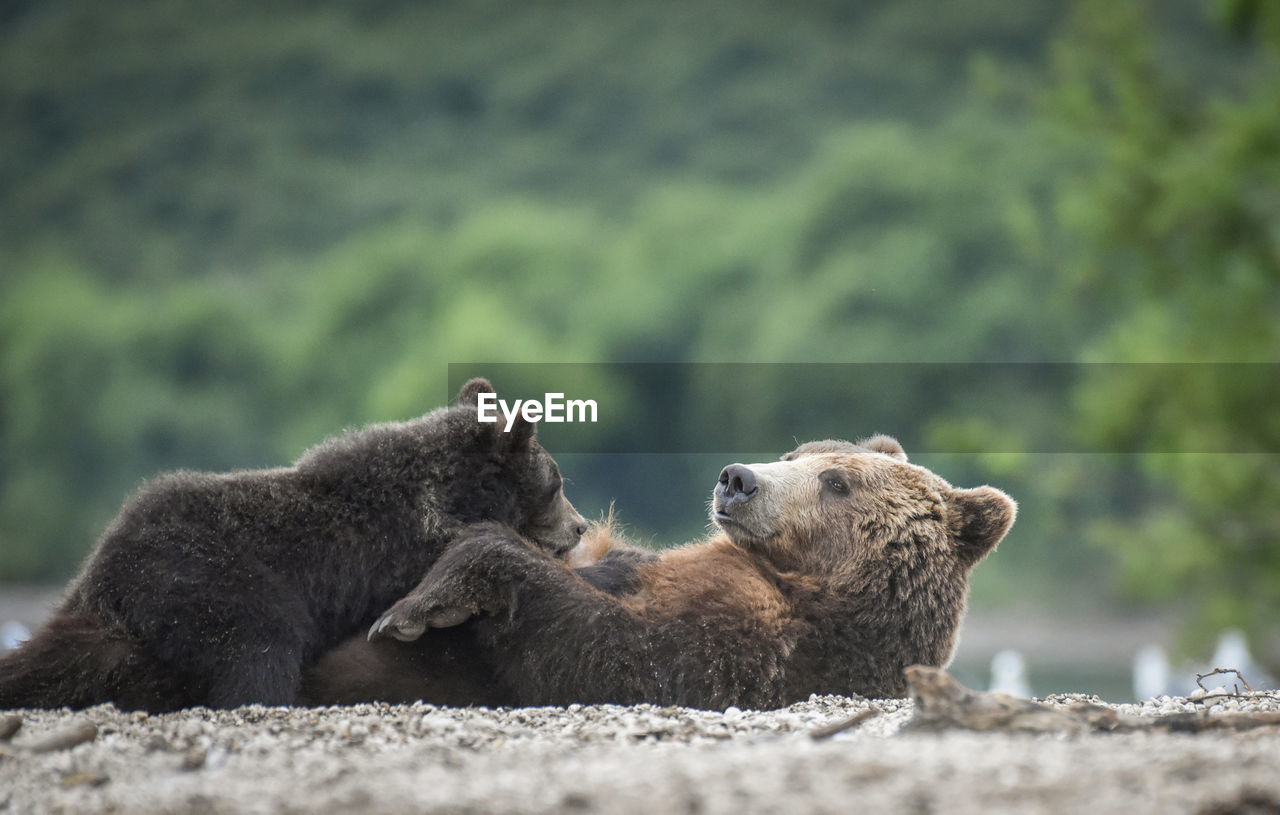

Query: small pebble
60;771;109;788
181;746;207;771
179;720;205;740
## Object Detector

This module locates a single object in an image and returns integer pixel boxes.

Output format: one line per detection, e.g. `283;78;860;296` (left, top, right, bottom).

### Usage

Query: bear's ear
499;408;537;452
458;378;538;452
861;434;907;462
456;377;496;405
946;486;1016;566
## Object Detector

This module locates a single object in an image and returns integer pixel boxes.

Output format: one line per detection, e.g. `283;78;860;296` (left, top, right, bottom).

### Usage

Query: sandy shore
3;690;1278;814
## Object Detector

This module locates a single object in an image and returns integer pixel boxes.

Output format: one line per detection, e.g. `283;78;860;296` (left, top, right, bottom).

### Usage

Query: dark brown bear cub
369;436;1014;708
0;379;586;712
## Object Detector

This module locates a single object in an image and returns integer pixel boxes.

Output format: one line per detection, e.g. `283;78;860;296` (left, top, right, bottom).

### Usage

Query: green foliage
0;0;1061;281
1047;0;1280;656
0;251;284;574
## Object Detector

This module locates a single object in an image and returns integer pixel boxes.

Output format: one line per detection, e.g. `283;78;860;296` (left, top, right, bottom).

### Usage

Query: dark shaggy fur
299;525;657;705
368;436;1015;709
299;624;519;707
0;379;586;712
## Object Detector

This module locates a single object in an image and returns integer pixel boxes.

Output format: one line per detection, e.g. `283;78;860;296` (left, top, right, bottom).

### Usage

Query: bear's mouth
712;507;768;544
524;525;581;556
712;509;742;529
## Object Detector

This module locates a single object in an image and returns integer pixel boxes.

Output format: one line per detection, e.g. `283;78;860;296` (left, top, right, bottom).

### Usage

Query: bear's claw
367;613;424;642
367;605;474;643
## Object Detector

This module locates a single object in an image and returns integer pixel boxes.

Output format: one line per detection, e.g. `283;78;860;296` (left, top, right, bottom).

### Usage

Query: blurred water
0;586;58;652
951;610;1177;702
1;620;29;650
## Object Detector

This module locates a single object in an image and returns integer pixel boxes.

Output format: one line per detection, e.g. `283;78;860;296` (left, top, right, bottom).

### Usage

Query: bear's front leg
369;522;541;643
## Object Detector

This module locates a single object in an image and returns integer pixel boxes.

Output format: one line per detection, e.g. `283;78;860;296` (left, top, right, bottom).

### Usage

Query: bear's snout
717;464;758;505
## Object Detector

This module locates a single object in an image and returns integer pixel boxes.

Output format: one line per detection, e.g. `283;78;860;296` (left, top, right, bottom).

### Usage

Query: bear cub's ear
456;377;538;451
456;378;496;405
860;434;908;462
946;486;1016;565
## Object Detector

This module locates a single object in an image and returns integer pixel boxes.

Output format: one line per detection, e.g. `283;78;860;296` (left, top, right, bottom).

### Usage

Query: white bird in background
1212;628;1250;672
1132;643;1172;701
0;620;29;651
989;649;1032;698
1132;629;1278;700
1209;628;1276;691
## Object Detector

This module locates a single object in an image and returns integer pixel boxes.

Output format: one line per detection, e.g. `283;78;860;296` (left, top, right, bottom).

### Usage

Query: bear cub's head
711;436;1015;576
436;378;587;554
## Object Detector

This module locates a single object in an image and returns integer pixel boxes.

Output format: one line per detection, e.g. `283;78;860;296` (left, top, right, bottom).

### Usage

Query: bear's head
431;378;588;554
711;436;1014;683
710;436;1015;579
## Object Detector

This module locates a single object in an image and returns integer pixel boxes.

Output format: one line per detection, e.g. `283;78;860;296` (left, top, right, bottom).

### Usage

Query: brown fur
564;508;622;569
299;624;518;707
366;436;1016;708
624;539;790;624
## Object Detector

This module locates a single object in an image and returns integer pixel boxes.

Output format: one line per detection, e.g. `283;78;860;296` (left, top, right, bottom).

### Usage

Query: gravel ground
3;691;1279;814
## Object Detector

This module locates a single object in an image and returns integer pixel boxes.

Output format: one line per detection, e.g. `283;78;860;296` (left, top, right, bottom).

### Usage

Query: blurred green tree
1048;0;1280;665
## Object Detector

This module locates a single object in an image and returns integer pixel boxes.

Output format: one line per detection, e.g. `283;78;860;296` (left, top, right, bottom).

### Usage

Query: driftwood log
903;665;1280;735
0;714;21;741
0;717;97;758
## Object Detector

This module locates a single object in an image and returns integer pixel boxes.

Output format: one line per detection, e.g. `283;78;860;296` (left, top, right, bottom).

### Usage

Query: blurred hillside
1;0;1277;673
3;0;1065;277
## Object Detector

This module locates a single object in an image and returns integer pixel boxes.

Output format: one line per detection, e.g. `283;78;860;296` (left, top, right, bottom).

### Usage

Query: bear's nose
718;464;758;503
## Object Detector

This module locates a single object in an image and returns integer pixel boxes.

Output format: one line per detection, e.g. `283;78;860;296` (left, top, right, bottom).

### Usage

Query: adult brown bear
367;436;1014;708
0;379;586;712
